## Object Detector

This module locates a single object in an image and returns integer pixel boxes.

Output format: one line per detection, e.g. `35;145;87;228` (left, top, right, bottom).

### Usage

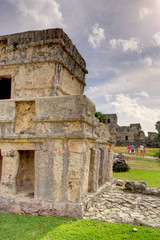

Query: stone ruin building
105;114;159;147
0;29;114;218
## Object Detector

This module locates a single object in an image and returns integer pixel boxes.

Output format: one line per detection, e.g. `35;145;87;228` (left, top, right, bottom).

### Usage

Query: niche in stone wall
17;150;35;197
15;101;35;134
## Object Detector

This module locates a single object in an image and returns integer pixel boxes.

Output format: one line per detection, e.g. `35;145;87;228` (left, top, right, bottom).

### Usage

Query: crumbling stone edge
125;180;160;197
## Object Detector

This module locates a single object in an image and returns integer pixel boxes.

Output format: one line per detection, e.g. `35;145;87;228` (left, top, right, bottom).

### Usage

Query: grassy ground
113;147;160;187
0;213;160;240
114;146;159;157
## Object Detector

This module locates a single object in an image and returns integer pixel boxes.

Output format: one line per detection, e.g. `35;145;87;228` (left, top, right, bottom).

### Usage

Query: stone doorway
17;150;35;197
0;77;11;99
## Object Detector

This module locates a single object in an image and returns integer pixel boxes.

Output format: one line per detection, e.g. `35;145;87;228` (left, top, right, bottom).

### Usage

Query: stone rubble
113;153;130;172
83;186;160;228
125;180;160;197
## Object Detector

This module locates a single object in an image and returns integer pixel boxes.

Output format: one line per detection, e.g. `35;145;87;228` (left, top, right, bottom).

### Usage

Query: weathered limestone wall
0;29;87;98
0;29;114;218
0;95;114;217
0;153;2;181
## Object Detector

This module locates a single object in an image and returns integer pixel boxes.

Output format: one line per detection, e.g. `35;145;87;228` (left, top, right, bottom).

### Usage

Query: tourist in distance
140;144;144;157
127;145;130;154
130;144;135;155
135;146;138;156
143;147;146;156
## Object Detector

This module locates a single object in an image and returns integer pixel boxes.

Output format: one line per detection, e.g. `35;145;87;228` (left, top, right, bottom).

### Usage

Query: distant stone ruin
0;29;114;218
105;114;159;147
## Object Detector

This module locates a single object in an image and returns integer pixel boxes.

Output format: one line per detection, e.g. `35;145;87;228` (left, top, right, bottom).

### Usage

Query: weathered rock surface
116;179;125;186
113;153;130;172
83;187;160;228
125;181;160;196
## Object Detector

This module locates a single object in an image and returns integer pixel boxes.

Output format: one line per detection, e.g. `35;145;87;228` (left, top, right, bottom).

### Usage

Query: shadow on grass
0;213;160;240
0;213;77;240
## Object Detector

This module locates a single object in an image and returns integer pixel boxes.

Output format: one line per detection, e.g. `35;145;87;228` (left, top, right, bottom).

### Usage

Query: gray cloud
88;23;105;48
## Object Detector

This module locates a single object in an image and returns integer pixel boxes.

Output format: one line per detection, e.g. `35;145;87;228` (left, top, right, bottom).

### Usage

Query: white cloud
88;86;99;94
105;94;113;102
152;32;160;47
111;94;160;124
139;7;152;20
135;91;149;98
7;0;65;28
109;38;141;53
87;86;99;99
88;23;105;48
139;57;152;67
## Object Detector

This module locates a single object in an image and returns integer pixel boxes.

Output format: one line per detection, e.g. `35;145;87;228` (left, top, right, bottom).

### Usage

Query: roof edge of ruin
0;28;87;73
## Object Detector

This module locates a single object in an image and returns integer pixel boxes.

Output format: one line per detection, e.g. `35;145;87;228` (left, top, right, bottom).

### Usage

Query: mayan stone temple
0;29;114;217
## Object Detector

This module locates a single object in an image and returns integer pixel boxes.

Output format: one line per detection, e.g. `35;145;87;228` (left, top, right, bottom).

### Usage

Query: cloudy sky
0;0;160;133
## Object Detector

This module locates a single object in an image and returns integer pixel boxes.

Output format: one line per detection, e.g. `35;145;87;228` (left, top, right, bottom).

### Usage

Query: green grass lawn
114;169;160;187
113;147;160;187
0;213;160;240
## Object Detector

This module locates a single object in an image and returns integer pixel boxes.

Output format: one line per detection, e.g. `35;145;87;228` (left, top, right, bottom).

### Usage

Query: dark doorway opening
17;150;35;197
108;119;110;123
0;78;11;99
125;136;128;141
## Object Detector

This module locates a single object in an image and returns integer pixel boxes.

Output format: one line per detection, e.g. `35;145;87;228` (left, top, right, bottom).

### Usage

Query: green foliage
95;111;106;123
155;121;160;132
0;213;160;240
155;121;160;142
155;132;160;142
12;41;19;48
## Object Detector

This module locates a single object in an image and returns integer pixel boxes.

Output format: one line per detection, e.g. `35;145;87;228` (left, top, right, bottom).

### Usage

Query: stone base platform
0;195;83;218
84;187;160;228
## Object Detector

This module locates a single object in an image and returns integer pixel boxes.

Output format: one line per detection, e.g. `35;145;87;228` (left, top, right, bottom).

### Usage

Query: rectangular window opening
17;150;35;198
0;77;11;99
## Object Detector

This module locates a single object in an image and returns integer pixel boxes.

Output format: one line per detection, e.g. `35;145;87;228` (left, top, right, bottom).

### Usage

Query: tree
155;121;160;132
155;121;160;142
95;112;106;123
